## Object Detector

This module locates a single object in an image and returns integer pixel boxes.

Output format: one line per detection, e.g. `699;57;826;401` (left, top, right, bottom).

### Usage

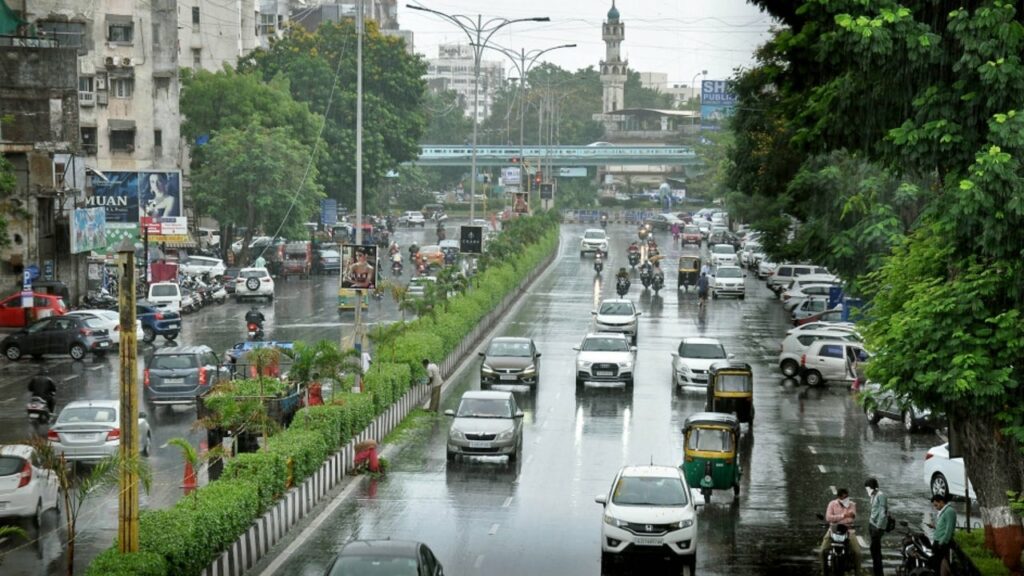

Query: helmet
38;366;49;375
251;305;258;311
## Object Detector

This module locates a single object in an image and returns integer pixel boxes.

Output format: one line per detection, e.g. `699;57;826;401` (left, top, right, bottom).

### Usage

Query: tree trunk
240;202;256;267
956;416;1024;571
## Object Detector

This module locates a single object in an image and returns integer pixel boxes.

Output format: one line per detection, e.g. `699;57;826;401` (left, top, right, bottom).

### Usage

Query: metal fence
560;209;658;224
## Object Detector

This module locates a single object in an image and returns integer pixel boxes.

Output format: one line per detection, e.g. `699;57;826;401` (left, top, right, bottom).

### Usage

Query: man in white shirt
423;358;442;411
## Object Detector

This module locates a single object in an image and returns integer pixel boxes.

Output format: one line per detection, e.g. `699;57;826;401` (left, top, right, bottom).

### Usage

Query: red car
681;225;703;246
0;292;68;328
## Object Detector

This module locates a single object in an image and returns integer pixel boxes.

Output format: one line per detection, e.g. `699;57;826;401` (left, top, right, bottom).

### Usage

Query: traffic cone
182;460;198;495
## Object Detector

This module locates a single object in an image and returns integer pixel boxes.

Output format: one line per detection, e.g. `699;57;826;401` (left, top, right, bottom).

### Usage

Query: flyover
412;145;699;167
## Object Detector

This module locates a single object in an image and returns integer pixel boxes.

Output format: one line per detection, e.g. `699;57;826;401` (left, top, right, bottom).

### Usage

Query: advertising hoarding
459;225;483;254
341;244;378;290
71;207;107;254
700;80;738;131
502;166;521;185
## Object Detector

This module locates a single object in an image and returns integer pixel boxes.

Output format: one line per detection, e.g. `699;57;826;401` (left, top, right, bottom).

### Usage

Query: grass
955;530;1013;576
382;408;437;445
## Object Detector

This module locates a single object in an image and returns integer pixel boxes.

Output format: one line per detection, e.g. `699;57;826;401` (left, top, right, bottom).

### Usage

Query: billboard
87;171;139;223
502;166;521;186
459;225;483;255
341;244;378;290
558;167;587;178
701;80;738;130
71;208;107;254
140;216;189;243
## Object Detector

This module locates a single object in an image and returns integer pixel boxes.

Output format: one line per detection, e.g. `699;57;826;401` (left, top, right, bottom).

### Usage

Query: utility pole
353;0;365;392
115;238;139;552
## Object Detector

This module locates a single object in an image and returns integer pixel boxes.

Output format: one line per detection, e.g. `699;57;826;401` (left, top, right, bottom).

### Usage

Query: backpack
885;511;896;533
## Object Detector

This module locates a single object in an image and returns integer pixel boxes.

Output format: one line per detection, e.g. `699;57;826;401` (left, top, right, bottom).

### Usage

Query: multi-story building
425;43;504;124
285;1;413;54
180;0;258;72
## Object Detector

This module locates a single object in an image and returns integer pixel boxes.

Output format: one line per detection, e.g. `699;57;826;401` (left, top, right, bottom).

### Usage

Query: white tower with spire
600;1;627;113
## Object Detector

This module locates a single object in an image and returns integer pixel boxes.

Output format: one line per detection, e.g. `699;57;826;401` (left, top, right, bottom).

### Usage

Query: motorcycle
392;259;403;277
638;227;649;241
81;290;118;310
639;263;653;290
600;214;609;228
627;250;641;269
26;396;52;426
896;520;936;575
652;272;664;294
594;256;604;274
615;276;631;297
246;320;264;341
817;514;857;576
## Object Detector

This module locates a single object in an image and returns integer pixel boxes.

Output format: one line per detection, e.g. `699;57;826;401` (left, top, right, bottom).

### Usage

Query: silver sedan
48;400;152;463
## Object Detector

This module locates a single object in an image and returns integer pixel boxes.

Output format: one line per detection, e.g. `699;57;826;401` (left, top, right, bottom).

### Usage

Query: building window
154;129;162;149
259;13;276;35
37;21;85;48
79;76;94;93
110;129;135;152
81;127;97;154
192;6;200;27
152;22;161;46
192;48;201;68
110;78;134;98
108;22;134;44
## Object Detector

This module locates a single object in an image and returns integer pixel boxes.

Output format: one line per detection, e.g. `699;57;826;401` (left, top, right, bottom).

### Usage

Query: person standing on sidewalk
865;477;888;576
424;358;442;412
930;493;956;576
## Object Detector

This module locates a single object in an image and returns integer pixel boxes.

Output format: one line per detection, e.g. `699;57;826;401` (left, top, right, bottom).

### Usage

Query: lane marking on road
808;446;817;455
830;485;838;495
63;375;77;382
474;555;485;569
502;496;513;508
88;364;104;371
0;396;15;405
818;464;827;473
488;523;500;535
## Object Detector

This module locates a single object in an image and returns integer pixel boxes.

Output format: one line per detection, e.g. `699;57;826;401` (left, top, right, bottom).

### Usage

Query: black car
2;315;113;361
479;336;541;386
137;300;181;343
324;540;444;576
708;230;741;249
221;268;241;294
864;387;945;432
144;345;228;408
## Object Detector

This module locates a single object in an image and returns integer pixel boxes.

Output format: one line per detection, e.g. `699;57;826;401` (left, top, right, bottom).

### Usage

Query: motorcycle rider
28;367;57;414
652;260;665;285
389;242;400;257
615;267;631;288
671;222;681;244
436;222;446;242
594;251;604;273
820;488;863;574
408;241;420;260
697;271;710;307
245;305;265;328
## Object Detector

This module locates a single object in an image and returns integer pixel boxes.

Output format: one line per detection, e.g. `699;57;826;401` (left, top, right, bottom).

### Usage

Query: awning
108;119;136;131
105;14;132;25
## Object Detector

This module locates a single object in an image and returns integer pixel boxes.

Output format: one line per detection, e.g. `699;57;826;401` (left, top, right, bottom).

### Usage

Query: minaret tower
600;1;627;113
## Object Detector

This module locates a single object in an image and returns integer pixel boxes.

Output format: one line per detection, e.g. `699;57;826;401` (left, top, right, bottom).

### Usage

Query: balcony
79;91;95;106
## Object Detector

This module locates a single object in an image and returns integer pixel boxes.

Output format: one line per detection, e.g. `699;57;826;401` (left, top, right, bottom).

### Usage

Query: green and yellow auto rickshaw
705;361;755;425
337;287;368;312
677;255;700;290
681;412;742;503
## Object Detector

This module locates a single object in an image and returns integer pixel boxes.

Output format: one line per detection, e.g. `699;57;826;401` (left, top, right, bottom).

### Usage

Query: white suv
399;211;426;227
672;337;730;387
579;229;609;257
778;330;863;378
596;465;697;572
710;244;737;267
574;332;635;387
234;267;275;302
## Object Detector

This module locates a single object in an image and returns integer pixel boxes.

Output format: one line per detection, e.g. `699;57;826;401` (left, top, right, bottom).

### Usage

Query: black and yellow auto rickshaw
681;412;742;503
705;361;755;425
677;255;700;290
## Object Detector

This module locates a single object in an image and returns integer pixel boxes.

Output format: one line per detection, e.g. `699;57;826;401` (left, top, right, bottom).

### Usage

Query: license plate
595;371;612;377
634;537;663;546
163;378;184;385
99;341;110;347
28;413;39;419
468;441;490;449
499;374;518;381
167;323;179;329
71;433;97;441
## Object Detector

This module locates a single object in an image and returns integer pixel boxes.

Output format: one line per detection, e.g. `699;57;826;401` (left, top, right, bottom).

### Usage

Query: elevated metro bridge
411;145;699;167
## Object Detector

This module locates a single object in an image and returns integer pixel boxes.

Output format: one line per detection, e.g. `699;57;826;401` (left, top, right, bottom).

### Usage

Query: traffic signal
535;170;543;185
509;157;520;164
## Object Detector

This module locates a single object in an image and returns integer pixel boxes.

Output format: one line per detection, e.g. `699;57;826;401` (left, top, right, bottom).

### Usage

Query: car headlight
669;519;694;529
603;513;628;528
481;364;496;374
677;364;691;374
577;360;592;369
496;429;514;441
449;429;466;440
620;360;633;369
522;365;536;374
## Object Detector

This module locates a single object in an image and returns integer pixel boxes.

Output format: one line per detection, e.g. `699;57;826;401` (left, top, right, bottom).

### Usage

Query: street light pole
407;3;549;221
691;69;707;130
352;0;365;391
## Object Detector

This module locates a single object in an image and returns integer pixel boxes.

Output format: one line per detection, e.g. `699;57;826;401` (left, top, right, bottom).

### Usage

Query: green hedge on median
86;214;559;576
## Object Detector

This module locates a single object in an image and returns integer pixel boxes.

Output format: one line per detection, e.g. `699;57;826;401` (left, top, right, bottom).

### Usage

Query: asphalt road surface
251;223;945;576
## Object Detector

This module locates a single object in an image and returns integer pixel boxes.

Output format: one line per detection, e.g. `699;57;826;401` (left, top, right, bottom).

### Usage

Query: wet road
0;225;439;575
255;224;945;576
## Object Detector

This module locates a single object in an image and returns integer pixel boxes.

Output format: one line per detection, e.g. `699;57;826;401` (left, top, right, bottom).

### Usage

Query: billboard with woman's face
140;172;182;218
341;244;378;290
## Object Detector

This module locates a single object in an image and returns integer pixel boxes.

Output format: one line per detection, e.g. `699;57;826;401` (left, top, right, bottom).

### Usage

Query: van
147;282;182;312
197;227;220;248
422;203;445;219
767;264;831;293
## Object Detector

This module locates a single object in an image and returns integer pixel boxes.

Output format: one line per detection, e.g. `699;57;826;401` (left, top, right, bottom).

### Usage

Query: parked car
778;330;863;378
782;283;837;312
47;400;152;462
0;444;60;528
179;255;226;278
767;264;831;293
757;259;778;279
144;345;229;408
221;267;241;294
136;300;181;343
579;229;609;256
924;443;976;501
0;292;67;328
709;244;738;267
399;211;426;227
445;390;524;462
595;465;697;571
316;249;341;274
234;267;275;302
863;386;944;432
790;296;831;323
2;315;112;361
147;282;182;312
593;298;641;343
574;332;636;387
708;230;741;250
66;309;144;346
786;321;857;335
479;336;541;386
797;340;869;386
711;265;745;299
672;337;730;387
796;307;846;326
324;540;444;576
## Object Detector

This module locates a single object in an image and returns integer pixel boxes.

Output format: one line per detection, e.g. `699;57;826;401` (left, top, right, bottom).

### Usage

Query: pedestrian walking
424;358;442;412
865;478;888;576
930;493;956;576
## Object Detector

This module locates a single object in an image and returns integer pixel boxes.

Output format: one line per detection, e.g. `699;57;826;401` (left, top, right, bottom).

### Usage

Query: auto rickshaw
337;287;368;312
677;255;700;290
705;361;754;424
681;412;742;503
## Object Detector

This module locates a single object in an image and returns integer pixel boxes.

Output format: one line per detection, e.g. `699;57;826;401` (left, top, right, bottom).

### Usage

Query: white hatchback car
596;465;697;572
777;330;863;378
593;299;641;344
924;443;975;501
0;444;60;528
672;337;730;387
65;310;144;346
234;267;275;302
710;244;737;267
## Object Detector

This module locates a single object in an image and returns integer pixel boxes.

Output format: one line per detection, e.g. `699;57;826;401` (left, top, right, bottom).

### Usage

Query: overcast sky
399;0;776;84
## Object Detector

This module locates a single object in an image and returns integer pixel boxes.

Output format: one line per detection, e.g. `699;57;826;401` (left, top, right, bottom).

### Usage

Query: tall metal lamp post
406;3;549;221
691;69;707;129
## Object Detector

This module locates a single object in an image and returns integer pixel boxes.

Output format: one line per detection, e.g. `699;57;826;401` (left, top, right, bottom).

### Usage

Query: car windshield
717;373;751;392
84;318;107;329
599;302;634;315
150;354;199;370
584;231;605;239
58;406;116;424
487;341;531;357
328;556;418;576
716;268;742;279
150;285;178;297
612;475;689;507
684;226;699;234
582;337;630;352
712;245;735;254
679;342;726;358
686;427;734;452
457;398;512;418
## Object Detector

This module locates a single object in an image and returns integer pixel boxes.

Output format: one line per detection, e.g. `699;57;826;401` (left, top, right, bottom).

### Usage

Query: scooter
817;514;857;575
627;250;640;269
639;263;653;290
652;272;664;294
615;277;631;297
26;396;52;425
81;290;118;310
896;520;936;575
392;259;403;277
247;321;264;341
594;256;604;274
600;214;608;228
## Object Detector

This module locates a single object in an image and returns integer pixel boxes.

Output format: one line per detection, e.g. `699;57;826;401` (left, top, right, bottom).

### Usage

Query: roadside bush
222;451;287;511
391;331;444;378
364;362;412;411
86;550;169;576
290;404;349;447
266;429;329;484
332;392;376;438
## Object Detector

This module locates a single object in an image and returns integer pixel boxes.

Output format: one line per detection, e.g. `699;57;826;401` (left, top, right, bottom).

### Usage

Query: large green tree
240;20;427;208
190;123;324;264
729;1;1024;565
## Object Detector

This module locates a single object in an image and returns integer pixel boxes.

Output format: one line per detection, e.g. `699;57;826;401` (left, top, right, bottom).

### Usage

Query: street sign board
21;269;32;308
459;225;483;255
539;183;554;200
701;79;738;131
502;166;521;185
320;199;338;227
558;167;587;178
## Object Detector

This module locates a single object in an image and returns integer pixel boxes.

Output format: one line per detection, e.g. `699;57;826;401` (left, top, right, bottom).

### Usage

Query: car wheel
802;370;823;387
733;483;740;496
902;411;918;433
33;499;43;531
712;291;718;299
141;432;152;457
575;378;584;390
4;343;22;361
142;327;156;343
579;251;585;258
600;552;617;572
780;359;799;378
509;446;519;462
625;378;634;388
69;343;86;361
164;332;179;342
865;406;882;425
739;294;746;300
682;555;696;576
930;472;950;500
446;450;456;463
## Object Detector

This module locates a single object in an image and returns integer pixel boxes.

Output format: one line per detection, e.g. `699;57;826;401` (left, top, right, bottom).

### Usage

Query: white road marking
488;523;500;535
808;446;817;455
87;365;104;371
830;485;838;495
474;554;485;569
818;464;827;473
502;496;512;508
63;375;77;382
0;396;15;404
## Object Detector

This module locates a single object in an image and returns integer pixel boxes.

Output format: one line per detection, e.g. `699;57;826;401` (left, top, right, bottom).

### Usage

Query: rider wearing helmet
28;366;57;413
245;305;265;326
